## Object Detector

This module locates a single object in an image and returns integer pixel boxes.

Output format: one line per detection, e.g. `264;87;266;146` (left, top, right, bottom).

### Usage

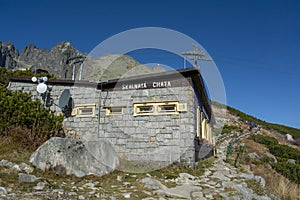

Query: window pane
138;106;153;113
109;107;122;114
159;105;176;112
81;108;93;115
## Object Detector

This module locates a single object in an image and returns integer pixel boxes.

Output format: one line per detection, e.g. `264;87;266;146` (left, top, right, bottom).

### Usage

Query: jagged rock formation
0;41;166;80
19;42;83;79
0;41;83;78
0;42;19;69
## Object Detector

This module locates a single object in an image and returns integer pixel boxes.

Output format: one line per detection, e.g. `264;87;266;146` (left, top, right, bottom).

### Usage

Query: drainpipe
97;84;101;138
72;64;76;80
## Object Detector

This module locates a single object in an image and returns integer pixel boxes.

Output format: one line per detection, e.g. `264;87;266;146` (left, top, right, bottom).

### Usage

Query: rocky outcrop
30;137;119;177
286;133;294;141
0;41;19;69
0;41;167;81
19;42;83;78
0;41;84;78
82;54;166;82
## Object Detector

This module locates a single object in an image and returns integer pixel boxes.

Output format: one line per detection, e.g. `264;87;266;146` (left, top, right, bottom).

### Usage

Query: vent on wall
177;103;187;112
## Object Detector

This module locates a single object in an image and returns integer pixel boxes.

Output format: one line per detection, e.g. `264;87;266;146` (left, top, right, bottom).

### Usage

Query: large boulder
286;134;294;141
30;137;119;177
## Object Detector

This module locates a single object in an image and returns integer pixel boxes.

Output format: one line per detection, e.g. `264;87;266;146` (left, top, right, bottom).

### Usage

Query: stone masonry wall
99;86;198;166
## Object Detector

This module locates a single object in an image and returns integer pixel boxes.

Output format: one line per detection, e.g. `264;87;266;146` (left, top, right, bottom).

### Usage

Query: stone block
117;139;126;145
173;130;180;139
18;173;38;183
150;136;156;142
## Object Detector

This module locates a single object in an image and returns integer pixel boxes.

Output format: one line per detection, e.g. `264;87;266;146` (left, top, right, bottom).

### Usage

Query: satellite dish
58;89;73;117
42;76;48;82
59;89;71;109
31;77;37;83
37;83;47;93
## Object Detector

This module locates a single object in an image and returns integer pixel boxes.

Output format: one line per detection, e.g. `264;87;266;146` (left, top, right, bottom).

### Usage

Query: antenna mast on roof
181;43;211;71
68;55;86;80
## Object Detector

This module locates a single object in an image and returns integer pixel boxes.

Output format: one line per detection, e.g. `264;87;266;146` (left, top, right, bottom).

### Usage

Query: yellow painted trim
133;101;180;116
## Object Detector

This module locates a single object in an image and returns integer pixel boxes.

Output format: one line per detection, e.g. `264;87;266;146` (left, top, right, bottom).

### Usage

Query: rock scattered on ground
0;130;280;199
0;160;33;173
18;173;39;183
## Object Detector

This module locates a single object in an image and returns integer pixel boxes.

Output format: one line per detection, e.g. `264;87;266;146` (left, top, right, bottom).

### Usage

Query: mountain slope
0;89;299;199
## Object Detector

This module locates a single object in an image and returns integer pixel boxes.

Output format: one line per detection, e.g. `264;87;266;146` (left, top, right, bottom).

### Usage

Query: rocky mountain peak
0;40;83;78
50;41;75;53
0;41;19;69
0;40;167;81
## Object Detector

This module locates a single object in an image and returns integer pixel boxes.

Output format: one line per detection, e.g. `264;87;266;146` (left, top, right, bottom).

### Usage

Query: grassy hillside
227;106;300;139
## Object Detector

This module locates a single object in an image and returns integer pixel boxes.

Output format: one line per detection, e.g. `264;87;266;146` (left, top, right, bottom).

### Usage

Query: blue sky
1;0;299;129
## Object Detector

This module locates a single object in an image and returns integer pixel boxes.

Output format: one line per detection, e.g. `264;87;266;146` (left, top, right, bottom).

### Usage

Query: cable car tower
181;44;211;71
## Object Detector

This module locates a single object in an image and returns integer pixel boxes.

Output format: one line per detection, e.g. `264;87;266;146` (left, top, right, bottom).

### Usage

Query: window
72;104;97;117
106;107;123;116
134;104;155;116
134;101;184;116
79;107;94;115
158;104;176;113
137;106;153;113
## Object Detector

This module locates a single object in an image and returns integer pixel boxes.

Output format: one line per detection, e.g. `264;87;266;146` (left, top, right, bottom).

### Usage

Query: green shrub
0;67;55;86
221;124;241;135
268;145;300;163
250;134;300;183
272;162;300;184
0;86;63;149
249;134;278;146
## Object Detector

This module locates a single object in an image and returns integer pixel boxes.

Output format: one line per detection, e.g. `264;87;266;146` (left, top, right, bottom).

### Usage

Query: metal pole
72;64;76;80
234;145;242;167
79;63;83;80
226;145;233;163
239;144;246;165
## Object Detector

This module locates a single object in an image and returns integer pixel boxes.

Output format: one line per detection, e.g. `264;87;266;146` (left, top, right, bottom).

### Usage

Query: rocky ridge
0;42;19;70
0;41;82;78
0;41;166;81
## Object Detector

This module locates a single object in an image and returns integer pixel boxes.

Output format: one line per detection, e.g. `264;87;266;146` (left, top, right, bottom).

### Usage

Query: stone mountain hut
9;68;214;168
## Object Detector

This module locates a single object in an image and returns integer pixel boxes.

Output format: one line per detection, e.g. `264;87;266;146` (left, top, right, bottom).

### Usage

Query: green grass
149;156;215;179
0;137;34;164
245;179;266;196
